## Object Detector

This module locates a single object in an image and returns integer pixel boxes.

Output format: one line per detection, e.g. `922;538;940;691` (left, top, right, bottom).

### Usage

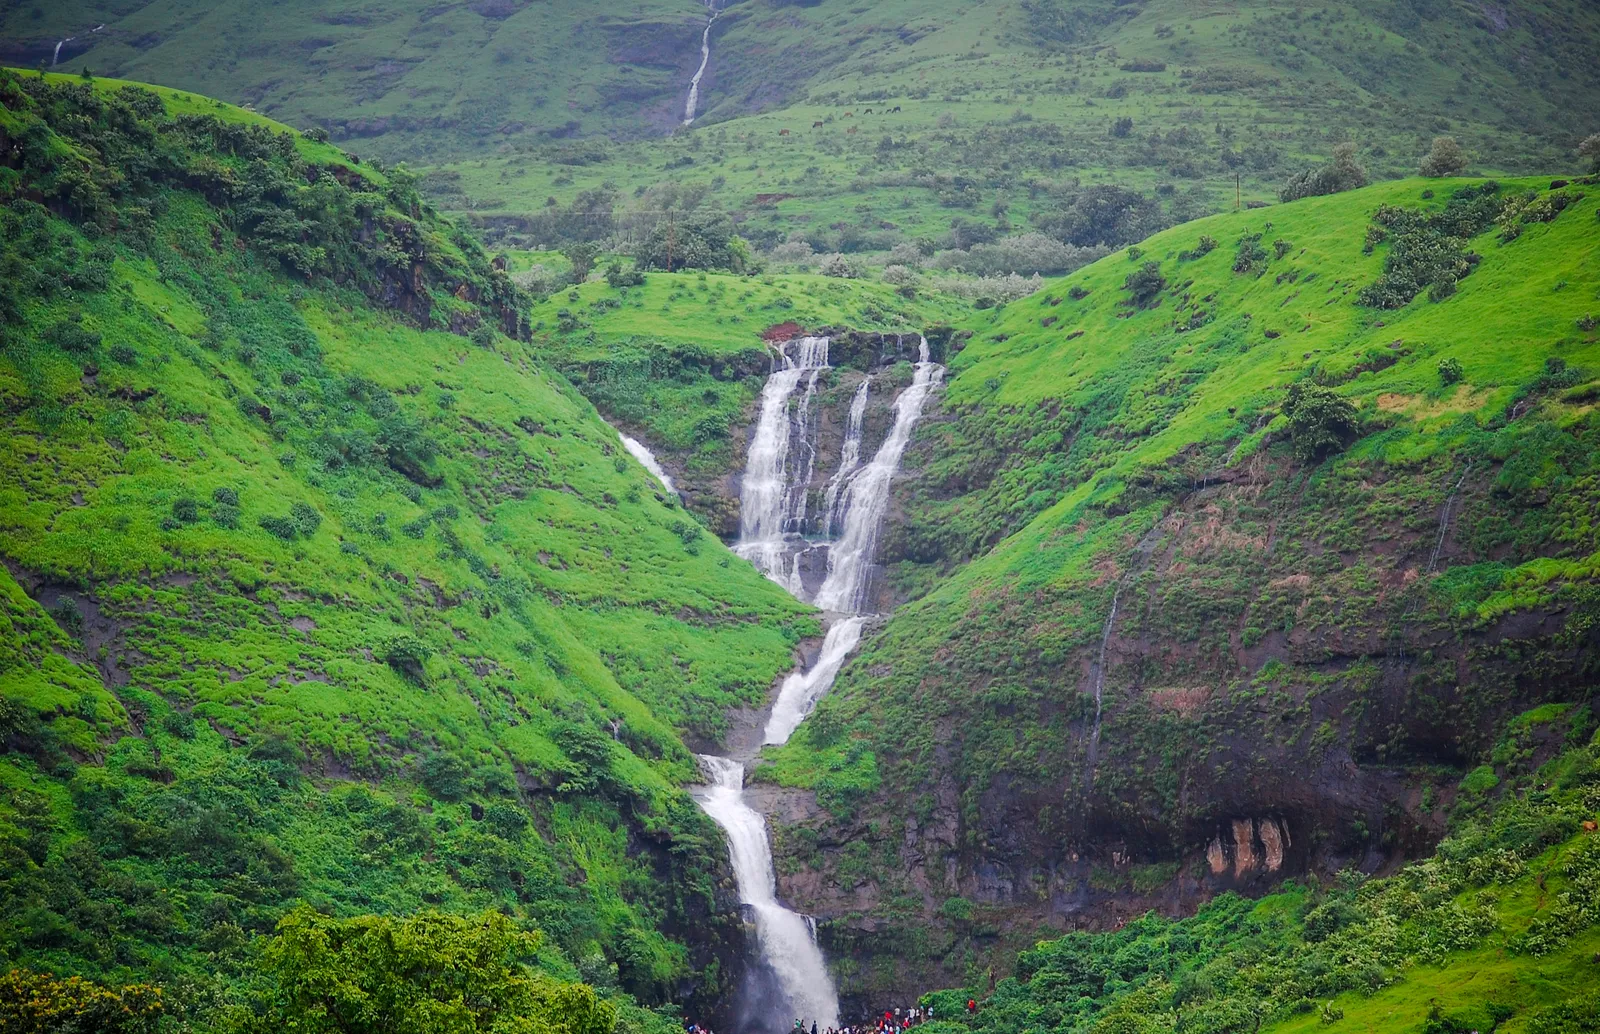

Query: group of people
685;999;978;1034
793;1003;951;1034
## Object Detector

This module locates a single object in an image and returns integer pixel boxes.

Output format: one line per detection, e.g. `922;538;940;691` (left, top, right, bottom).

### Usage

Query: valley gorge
2;19;1600;1032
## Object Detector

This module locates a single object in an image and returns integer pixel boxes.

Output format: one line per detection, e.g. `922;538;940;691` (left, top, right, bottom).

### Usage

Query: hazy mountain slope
5;1;1599;235
439;0;1600;254
0;0;714;156
761;174;1600;998
0;70;812;1027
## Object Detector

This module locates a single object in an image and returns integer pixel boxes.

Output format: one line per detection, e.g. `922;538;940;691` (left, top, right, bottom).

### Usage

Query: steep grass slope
0;70;812;1028
762;175;1600;998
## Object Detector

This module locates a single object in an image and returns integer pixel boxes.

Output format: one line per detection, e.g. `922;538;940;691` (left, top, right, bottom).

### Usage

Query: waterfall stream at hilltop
691;334;944;1031
683;0;718;125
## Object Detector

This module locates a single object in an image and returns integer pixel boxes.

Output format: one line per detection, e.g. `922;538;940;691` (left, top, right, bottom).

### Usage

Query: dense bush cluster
1358;182;1505;308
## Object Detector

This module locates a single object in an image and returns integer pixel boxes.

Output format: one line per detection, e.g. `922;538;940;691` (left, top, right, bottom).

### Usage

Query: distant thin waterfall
822;381;870;536
52;38;72;67
735;336;829;592
812;337;942;614
683;0;717;124
694;757;840;1030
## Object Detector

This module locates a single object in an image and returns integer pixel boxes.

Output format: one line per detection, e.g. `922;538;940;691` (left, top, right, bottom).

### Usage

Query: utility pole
1235;171;1242;212
666;209;676;273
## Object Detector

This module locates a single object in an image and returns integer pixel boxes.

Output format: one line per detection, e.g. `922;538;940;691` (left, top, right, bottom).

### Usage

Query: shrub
1233;233;1269;275
213;487;239;506
1280;143;1367;202
1420;136;1469;177
1438;357;1464;385
1579;314;1597;333
819;253;861;278
171;497;199;524
418;753;472;800
881;264;917;286
469;323;495;348
109;343;136;364
258;514;299;540
1283;383;1359;461
382;632;433;682
1123;261;1166;307
1178;235;1217;261
289;501;321;537
603;262;644;288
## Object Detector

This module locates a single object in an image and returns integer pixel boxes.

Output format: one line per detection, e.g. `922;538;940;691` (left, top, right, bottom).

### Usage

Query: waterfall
822;381;869;536
734;336;830;594
698;330;944;1029
1085;586;1120;776
763;617;865;745
52;38;72;67
694;756;840;1031
619;432;676;495
812;337;942;615
683;0;718;125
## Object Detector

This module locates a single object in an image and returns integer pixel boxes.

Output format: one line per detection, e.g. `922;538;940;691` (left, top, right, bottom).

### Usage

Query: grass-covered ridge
0;69;813;1027
762;173;1600;998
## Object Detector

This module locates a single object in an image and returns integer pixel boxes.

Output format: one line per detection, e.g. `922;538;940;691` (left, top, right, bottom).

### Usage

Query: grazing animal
863;108;874;115
846;126;857;134
891;105;902;113
844;111;853;117
779;128;790;136
812;120;824;128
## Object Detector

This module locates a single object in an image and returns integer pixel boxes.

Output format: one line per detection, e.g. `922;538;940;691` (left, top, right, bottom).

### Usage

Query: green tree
242;907;616;1034
1420;136;1468;177
1578;133;1600;174
0;969;164;1034
563;243;598;283
635;212;751;273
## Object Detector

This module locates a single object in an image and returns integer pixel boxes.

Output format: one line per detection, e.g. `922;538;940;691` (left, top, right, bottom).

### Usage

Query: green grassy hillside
763;173;1600;998
0;69;815;1029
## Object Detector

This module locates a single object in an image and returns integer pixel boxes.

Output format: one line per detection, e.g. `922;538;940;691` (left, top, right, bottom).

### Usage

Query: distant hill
5;0;1599;237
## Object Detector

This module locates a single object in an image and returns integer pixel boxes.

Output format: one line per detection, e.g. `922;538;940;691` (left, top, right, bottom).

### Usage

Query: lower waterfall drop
694;756;840;1032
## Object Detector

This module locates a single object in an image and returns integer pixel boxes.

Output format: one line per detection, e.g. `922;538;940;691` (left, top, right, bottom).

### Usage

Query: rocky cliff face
764;435;1599;1006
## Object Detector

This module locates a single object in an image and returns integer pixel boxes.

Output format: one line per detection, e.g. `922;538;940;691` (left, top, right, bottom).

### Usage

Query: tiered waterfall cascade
693;334;944;1031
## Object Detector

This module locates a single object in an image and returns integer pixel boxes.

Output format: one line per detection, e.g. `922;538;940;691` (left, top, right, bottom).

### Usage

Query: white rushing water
813;338;943;614
620;433;676;495
763;617;865;746
52;38;72;67
695;756;841;1030
734;336;830;593
683;1;718;125
697;331;944;1030
821;381;869;537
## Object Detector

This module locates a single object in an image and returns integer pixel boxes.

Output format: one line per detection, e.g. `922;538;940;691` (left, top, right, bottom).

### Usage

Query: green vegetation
0;69;812;1029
